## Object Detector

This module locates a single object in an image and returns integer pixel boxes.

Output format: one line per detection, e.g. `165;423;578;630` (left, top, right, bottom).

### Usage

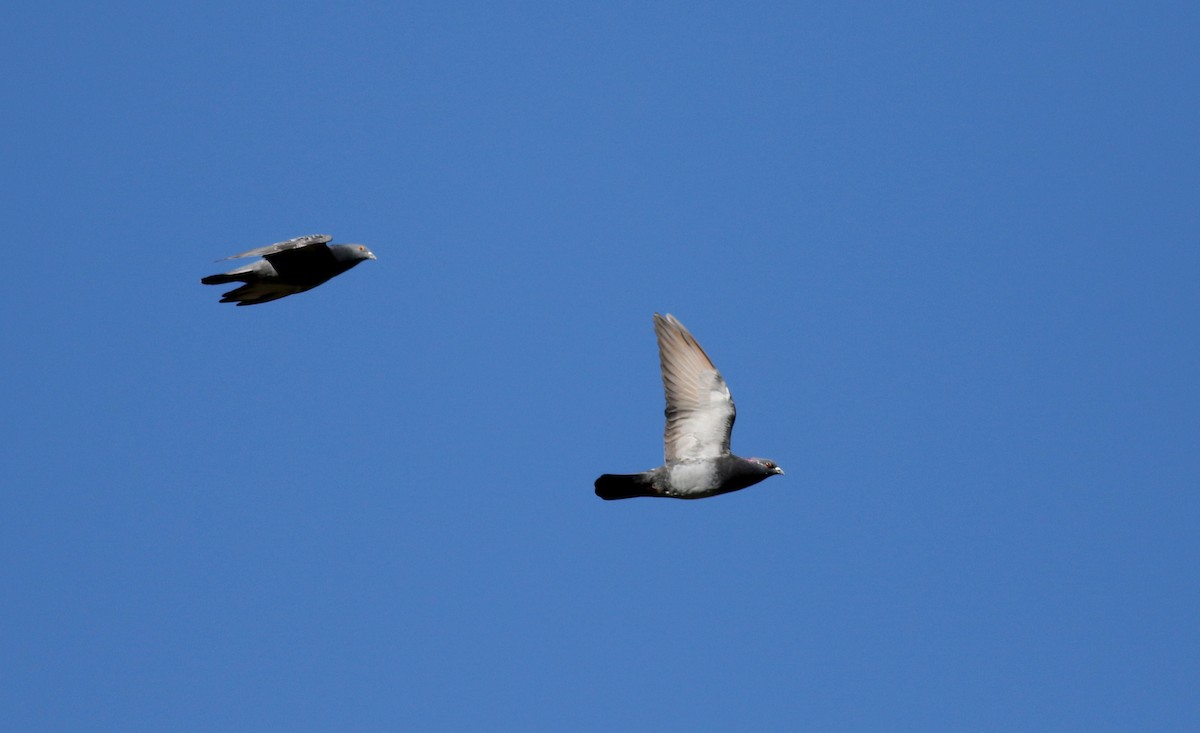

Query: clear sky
3;1;1197;730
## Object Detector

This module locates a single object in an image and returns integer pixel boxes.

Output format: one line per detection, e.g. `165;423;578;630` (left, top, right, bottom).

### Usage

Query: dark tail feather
201;272;240;285
595;473;657;500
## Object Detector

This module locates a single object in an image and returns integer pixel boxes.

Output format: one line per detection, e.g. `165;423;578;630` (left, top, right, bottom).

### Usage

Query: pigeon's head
331;243;377;264
749;458;785;477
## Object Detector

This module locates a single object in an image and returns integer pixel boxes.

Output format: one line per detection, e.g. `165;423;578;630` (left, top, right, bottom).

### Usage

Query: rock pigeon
595;313;784;500
201;234;375;306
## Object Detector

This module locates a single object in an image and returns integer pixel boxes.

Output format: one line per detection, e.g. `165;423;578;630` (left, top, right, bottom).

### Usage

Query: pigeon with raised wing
201;234;375;306
595;313;783;500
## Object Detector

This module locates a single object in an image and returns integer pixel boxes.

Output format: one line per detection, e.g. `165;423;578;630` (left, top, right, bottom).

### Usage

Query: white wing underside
654;313;736;464
219;234;333;260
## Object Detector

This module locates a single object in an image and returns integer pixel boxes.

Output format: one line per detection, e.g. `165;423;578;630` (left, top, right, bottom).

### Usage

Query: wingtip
654;313;687;335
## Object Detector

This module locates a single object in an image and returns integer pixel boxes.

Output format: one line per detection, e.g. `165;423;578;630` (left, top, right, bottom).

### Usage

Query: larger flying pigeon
595;313;784;500
201;234;375;306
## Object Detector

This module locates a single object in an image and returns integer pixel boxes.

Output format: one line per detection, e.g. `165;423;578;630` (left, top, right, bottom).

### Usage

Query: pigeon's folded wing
654;313;736;463
219;234;333;260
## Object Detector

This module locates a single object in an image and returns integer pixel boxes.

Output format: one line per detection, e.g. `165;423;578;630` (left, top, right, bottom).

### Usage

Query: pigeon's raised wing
654;313;736;463
218;234;333;260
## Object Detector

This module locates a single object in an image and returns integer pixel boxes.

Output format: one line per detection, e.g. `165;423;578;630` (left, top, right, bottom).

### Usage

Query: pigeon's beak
773;466;785;475
367;251;377;260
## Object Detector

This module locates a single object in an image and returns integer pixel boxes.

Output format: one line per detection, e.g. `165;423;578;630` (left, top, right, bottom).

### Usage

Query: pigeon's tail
201;272;242;285
595;473;658;500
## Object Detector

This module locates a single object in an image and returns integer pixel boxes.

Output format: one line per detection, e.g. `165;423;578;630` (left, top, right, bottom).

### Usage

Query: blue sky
3;1;1197;730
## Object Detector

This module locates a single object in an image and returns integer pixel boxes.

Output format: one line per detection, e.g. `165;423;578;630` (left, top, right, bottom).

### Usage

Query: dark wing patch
262;243;340;282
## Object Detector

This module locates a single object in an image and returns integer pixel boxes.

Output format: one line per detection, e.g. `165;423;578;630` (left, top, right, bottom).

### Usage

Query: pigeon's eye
358;246;365;252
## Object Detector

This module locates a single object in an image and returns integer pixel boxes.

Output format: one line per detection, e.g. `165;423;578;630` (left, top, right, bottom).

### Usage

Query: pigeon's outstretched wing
654;313;736;463
217;282;307;306
218;234;333;261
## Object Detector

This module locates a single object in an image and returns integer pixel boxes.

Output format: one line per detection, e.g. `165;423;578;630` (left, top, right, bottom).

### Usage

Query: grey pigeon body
595;313;783;500
201;234;375;306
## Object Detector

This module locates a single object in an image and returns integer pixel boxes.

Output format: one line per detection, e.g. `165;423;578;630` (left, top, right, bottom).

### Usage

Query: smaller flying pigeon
595;313;784;500
201;234;376;306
